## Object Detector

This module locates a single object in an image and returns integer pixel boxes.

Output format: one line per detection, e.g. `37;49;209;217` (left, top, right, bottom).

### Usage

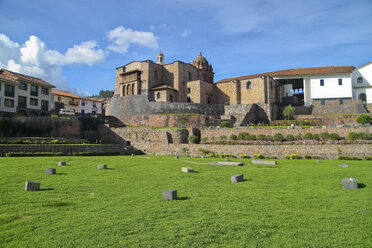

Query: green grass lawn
0;156;371;247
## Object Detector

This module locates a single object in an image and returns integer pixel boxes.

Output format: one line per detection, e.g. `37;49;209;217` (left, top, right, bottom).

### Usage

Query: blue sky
0;0;371;96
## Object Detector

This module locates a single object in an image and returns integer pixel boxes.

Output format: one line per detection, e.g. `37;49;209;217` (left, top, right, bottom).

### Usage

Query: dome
192;52;208;66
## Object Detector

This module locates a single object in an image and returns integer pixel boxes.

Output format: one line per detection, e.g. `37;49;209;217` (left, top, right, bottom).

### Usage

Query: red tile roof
217;66;355;83
0;68;55;88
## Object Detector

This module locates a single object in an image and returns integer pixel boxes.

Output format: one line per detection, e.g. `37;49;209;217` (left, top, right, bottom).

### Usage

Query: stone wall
312;99;366;114
153;143;371;160
0;144;134;156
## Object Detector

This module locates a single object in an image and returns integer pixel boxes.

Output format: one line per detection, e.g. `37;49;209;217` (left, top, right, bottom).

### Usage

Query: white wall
79;99;102;115
352;63;372;103
309;75;352;99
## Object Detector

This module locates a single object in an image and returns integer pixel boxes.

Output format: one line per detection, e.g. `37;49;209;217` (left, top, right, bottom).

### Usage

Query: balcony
69;101;79;106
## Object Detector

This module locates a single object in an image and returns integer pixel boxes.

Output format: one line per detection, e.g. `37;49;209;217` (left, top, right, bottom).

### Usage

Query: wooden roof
0;68;55;88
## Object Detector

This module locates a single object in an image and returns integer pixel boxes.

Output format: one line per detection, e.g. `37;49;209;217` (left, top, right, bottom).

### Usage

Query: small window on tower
157;92;161;99
246;81;252;89
187;88;191;93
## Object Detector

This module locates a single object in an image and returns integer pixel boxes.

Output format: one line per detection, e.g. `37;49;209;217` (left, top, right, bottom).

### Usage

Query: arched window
357;77;363;84
132;83;135;95
359;93;367;102
246;81;252;89
188;72;192;81
128;84;132;95
207;97;211;104
187;97;191;103
122;85;126;96
169;94;173;102
294;89;299;94
156;92;161;99
126;85;129;95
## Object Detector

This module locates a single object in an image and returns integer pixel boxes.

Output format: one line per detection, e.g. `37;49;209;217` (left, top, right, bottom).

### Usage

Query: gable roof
52;89;79;99
217;66;355;83
0;68;55;88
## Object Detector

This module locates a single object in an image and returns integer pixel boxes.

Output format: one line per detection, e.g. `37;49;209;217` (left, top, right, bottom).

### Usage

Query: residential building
0;69;55;117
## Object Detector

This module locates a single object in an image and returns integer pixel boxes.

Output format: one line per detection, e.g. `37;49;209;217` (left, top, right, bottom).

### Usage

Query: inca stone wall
312;99;366;114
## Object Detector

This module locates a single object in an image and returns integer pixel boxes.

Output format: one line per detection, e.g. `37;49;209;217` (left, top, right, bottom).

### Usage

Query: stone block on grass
339;164;349;168
58;162;66;166
45;168;56;174
182;167;194;173
97;164;107;169
163;190;177;200
342;178;358;189
231;174;244;183
25;181;40;191
214;162;243;166
174;156;179;159
251;159;277;165
317;160;322;163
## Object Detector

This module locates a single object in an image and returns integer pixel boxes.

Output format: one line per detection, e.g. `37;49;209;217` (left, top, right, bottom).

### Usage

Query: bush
357;132;368;140
356;114;371;124
294;134;302;141
338;155;352;160
283;105;296;120
285;155;291;159
313;134;320;140
273;133;284;142
5;152;63;157
290;154;301;159
257;134;266;141
247;134;256;140
330;133;341;141
312;155;322;160
240;154;250;159
265;135;273;141
285;134;294;141
303;133;313;140
219;135;227;141
348;132;359;141
230;134;238;141
219;121;230;128
304;155;312;159
253;154;264;159
179;117;187;125
320;132;330;140
365;156;372;160
188;135;199;144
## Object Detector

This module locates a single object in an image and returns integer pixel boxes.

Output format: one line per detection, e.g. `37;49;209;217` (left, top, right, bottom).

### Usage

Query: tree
283;105;296;120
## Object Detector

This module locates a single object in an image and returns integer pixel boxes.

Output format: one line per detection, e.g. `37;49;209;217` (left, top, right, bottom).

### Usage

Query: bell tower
156;52;164;65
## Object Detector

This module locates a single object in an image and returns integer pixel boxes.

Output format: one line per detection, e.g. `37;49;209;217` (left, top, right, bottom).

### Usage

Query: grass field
0;156;371;247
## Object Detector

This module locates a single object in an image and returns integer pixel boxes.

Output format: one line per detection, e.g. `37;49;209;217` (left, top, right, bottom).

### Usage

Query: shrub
265;135;273;141
357;132;368;140
320;132;330;140
304;155;312;159
240;154;250;159
365;156;372;160
313;134;320;140
356;114;371;124
303;133;313;140
273;133;284;142
219;135;227;141
285;134;294;141
294;133;302;141
283;105;296;120
257;134;266;141
285;155;291;159
247;134;256;140
5;152;62;157
219;121;230;128
330;133;341;141
253;154;264;159
188;135;199;144
312;155;322;159
338;155;352;160
348;132;359;141
199;148;213;155
230;134;238;141
290;154;300;159
179;117;187;125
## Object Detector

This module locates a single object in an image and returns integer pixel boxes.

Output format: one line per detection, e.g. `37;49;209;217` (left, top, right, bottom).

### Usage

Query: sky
0;0;371;96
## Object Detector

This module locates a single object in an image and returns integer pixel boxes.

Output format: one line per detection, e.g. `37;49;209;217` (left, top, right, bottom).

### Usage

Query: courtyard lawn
0;156;371;247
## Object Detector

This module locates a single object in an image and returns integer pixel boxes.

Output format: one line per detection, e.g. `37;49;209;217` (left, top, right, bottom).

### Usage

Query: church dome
193;52;209;66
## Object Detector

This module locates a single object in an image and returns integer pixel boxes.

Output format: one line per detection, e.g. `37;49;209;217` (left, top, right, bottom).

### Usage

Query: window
189;72;192;81
5;85;15;97
18;83;27;90
41;87;49;95
270;81;273;90
320;79;324;86
31;85;38;96
81;110;85;115
207;97;211;104
169;94;173;102
338;79;342;85
357;77;363;84
30;98;38;106
246;81;252;89
187;97;191;103
339;99;343;105
156;92;161;99
81;100;85;106
321;99;325;105
187;87;191;93
41;100;49;111
18;96;27;108
4;99;14;107
93;102;96;107
58;96;61;101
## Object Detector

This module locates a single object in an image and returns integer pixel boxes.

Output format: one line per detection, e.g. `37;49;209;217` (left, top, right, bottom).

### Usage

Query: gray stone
317;160;322;163
224;158;230;161
342;178;358;189
45;168;56;174
231;174;244;183
163;190;177;200
25;181;40;191
182;167;194;173
214;162;243;166
174;156;179;159
58;161;66;166
339;164;349;168
251;159;277;165
97;164;107;169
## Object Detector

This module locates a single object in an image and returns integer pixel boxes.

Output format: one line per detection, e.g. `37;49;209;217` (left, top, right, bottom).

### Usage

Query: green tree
283;105;296;120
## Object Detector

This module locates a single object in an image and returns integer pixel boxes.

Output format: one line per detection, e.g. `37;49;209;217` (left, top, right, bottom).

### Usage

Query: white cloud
0;34;105;95
181;29;191;38
107;26;159;54
150;24;168;31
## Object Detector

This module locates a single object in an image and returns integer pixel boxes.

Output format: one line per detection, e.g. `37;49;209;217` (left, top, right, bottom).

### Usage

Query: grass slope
0;156;371;247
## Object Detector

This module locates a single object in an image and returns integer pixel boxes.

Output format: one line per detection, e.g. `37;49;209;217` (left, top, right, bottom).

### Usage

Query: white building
79;97;103;116
352;62;372;104
0;69;55;117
